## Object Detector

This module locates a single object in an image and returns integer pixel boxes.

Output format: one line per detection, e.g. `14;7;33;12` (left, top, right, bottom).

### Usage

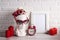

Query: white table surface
0;32;60;40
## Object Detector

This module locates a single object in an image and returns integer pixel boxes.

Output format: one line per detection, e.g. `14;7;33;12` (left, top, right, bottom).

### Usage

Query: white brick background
0;0;60;32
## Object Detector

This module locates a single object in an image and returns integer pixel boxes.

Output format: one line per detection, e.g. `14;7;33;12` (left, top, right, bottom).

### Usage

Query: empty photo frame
31;13;46;33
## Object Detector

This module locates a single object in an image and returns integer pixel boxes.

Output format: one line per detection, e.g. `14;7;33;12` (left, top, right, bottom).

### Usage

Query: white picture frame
31;13;46;33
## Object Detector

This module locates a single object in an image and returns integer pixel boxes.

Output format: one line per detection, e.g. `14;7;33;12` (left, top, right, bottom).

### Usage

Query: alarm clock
27;25;36;36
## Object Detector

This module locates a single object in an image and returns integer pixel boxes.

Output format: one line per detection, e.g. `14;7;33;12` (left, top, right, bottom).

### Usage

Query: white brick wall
0;0;60;31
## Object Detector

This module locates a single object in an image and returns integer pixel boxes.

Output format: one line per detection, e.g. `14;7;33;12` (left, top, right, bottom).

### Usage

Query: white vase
15;15;29;36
